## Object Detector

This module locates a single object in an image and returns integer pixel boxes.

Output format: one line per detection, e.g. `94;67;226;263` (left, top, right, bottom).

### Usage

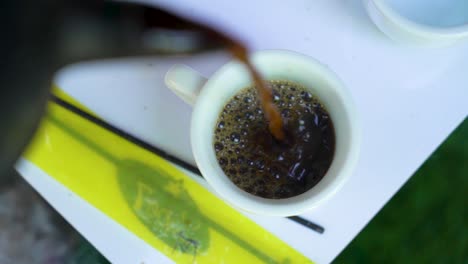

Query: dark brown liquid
214;81;335;199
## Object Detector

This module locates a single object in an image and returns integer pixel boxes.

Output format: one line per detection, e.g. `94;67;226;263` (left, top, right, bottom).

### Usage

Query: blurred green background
334;118;467;263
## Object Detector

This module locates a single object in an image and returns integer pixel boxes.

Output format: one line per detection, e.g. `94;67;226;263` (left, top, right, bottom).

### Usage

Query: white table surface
17;0;468;263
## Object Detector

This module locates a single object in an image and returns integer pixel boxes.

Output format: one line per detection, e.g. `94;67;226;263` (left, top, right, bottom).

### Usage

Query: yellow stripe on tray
24;88;313;264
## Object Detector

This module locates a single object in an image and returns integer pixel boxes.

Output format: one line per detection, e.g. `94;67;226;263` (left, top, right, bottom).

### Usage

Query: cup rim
190;50;360;216
371;0;468;38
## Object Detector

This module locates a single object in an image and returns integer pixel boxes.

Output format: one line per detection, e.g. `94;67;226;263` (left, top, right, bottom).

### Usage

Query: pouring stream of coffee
228;44;286;141
146;9;285;141
196;30;285;140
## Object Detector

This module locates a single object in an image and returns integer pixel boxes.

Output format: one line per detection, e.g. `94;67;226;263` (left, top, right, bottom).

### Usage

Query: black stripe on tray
50;95;325;234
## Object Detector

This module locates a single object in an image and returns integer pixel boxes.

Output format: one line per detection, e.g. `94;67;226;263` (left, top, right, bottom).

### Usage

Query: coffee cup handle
164;64;207;106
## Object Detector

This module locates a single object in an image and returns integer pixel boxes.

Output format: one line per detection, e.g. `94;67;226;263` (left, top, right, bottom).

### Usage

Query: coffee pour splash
196;30;285;141
228;44;285;141
146;9;285;141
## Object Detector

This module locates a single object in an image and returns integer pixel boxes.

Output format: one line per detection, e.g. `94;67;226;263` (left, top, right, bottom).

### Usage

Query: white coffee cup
165;50;360;216
365;0;468;46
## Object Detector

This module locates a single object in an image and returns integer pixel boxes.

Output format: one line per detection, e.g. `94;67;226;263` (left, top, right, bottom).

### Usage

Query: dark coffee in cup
214;80;335;199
